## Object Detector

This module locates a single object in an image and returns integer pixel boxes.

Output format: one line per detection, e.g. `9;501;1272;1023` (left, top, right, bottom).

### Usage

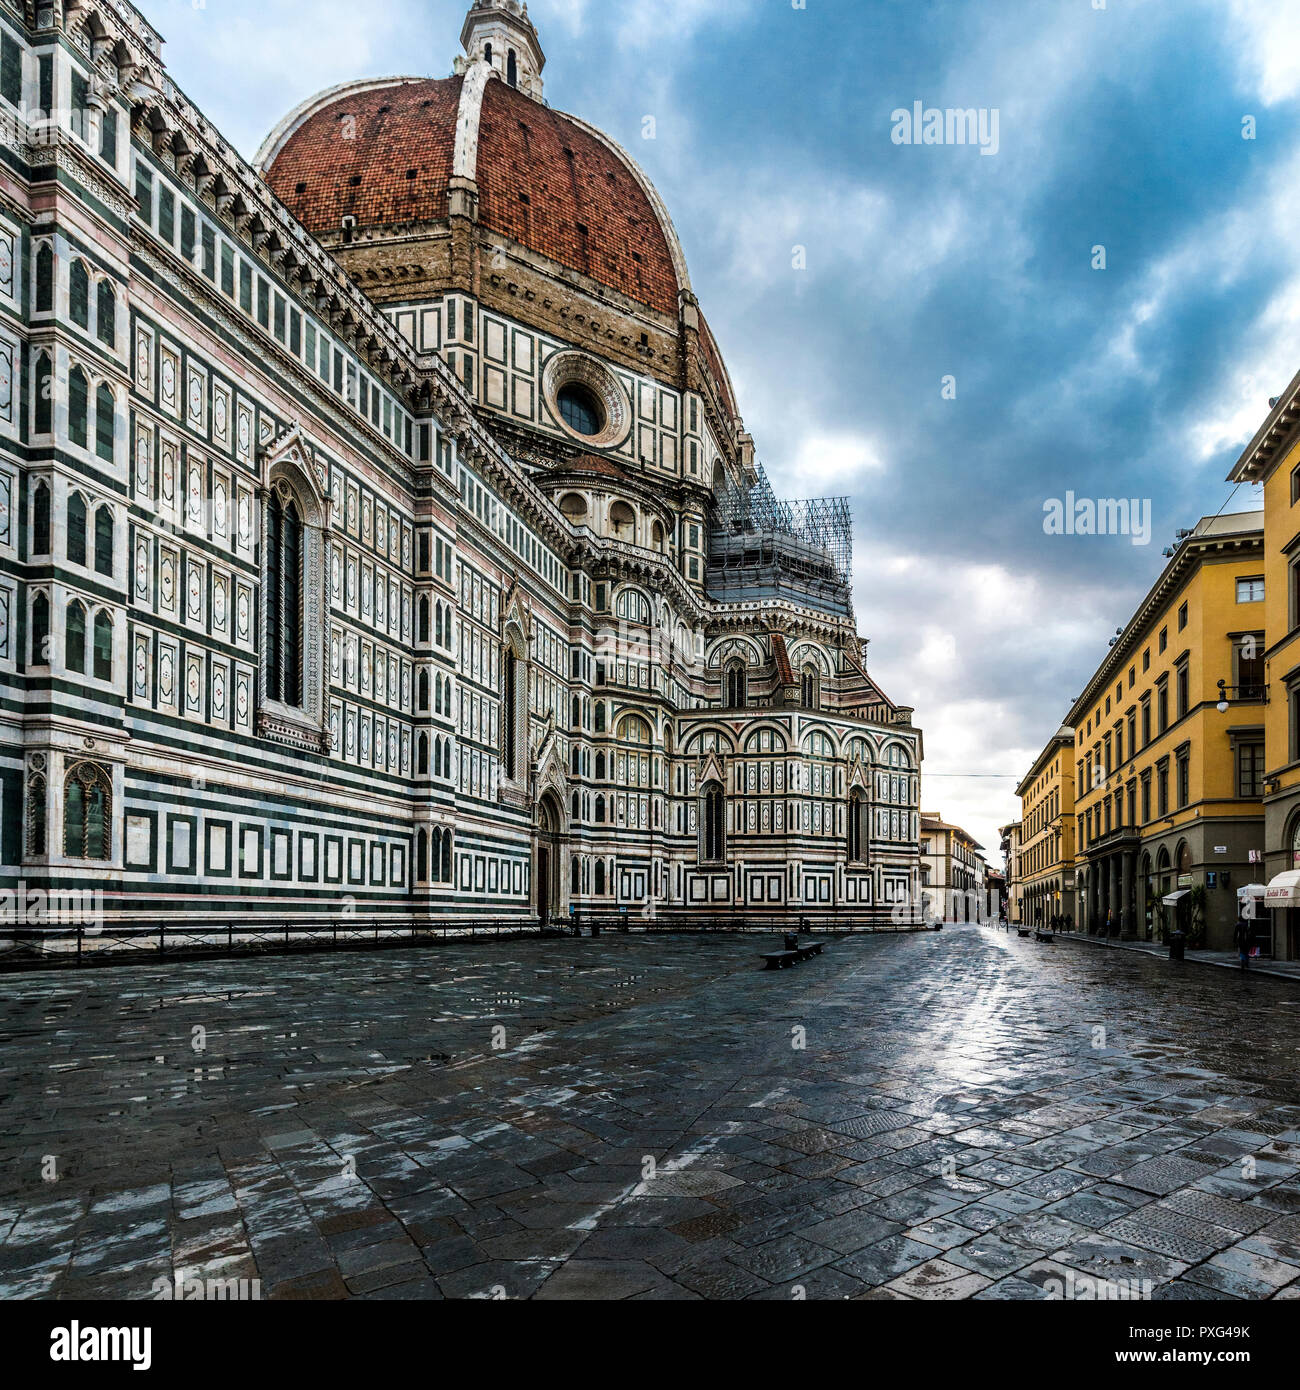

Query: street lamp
1216;679;1229;715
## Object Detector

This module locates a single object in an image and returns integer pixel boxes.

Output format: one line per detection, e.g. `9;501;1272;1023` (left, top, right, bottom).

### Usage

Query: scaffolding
712;463;853;582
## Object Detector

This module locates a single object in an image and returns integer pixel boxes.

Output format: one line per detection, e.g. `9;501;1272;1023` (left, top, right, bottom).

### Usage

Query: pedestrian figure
1235;916;1254;972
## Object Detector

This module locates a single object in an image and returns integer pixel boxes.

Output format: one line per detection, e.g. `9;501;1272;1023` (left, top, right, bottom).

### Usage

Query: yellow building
1015;727;1076;927
1229;396;1300;960
1066;512;1265;949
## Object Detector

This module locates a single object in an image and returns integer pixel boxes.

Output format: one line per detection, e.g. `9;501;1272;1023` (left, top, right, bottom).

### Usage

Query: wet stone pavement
2;924;1300;1301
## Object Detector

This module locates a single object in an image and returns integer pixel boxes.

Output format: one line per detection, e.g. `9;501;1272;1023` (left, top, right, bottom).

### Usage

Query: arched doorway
535;792;566;925
1174;839;1194;939
1155;846;1172;940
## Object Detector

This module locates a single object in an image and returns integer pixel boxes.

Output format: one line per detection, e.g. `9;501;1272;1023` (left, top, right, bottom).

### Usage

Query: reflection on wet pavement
1;924;1298;1299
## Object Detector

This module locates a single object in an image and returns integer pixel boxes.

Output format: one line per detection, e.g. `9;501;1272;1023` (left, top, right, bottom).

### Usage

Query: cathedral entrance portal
535;793;565;925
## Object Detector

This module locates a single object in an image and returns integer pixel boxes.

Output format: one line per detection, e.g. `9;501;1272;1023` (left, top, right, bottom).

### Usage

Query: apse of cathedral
0;0;922;934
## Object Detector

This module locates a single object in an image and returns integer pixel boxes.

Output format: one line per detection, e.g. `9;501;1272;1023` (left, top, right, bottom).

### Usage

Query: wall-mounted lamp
1217;679;1229;714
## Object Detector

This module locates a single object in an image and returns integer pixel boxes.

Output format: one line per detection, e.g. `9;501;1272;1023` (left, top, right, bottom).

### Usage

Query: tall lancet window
502;649;519;780
848;790;866;863
507;49;518;87
266;486;303;707
701;783;726;864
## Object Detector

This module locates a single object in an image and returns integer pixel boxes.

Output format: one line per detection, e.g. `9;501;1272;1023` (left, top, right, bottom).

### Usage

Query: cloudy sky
142;0;1300;859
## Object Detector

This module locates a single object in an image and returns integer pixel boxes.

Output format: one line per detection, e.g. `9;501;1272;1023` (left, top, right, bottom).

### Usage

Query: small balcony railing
1219;683;1268;705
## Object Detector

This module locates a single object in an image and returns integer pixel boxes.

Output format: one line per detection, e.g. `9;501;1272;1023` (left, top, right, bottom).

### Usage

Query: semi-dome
259;70;688;319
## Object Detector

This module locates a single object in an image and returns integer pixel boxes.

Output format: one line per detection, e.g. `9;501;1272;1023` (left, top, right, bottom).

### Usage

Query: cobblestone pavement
2;924;1300;1301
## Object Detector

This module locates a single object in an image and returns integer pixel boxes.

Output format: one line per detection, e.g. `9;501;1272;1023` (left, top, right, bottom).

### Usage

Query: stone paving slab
2;924;1299;1299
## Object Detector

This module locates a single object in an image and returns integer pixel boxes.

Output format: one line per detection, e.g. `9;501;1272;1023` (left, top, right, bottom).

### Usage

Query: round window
557;383;604;437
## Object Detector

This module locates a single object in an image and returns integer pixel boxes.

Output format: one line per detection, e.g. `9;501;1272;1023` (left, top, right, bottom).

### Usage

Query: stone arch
257;429;331;749
788;641;832;676
706;635;764;669
535;788;567;925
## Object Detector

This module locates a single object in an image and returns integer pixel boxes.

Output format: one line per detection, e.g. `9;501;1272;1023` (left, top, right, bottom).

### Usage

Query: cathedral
0;0;922;941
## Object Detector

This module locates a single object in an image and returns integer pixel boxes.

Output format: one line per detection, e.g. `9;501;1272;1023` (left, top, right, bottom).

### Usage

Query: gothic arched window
95;383;115;461
702;782;725;863
32;481;50;554
35;243;53;313
848;790;866;863
725;659;747;709
502;642;524;782
68;365;89;448
30;591;50;665
93;609;113;682
416;828;428;883
802;664;819;710
96;279;116;347
440;829;454;883
67;493;87;566
265;485;303;707
64;760;111;860
94;505;114;576
595;859;605;896
65;599;86;672
26;772;46;858
70;259;89;328
507;49;518;88
34;353;52;433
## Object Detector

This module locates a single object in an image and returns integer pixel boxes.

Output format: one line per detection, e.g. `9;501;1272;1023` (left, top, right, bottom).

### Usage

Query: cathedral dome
258;71;688;319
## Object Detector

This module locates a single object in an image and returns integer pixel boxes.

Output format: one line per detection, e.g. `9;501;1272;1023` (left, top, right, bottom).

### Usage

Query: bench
1035;930;1054;943
761;938;826;969
1017;928;1032;938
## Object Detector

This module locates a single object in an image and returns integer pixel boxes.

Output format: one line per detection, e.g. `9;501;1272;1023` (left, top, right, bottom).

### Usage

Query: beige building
920;812;986;921
1000;821;1023;923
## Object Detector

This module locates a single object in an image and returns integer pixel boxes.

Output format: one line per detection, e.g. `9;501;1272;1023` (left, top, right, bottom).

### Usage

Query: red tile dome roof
262;74;684;318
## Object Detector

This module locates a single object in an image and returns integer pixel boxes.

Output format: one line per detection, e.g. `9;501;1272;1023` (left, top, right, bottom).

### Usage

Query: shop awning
1162;889;1190;906
1237;883;1268;899
1265;871;1300;908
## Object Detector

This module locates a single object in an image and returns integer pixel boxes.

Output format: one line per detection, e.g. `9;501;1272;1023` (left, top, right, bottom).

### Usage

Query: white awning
1237;883;1268;899
1265;871;1300;908
1162;889;1190;906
